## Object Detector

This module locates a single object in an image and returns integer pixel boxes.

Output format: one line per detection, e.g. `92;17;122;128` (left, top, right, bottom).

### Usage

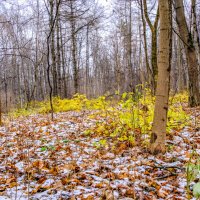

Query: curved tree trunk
150;0;172;154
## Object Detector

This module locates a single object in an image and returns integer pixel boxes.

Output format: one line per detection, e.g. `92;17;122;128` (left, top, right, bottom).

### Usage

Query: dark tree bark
143;0;159;94
175;0;200;107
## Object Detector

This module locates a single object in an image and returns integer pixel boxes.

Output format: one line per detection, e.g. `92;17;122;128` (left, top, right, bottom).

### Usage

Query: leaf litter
0;108;199;200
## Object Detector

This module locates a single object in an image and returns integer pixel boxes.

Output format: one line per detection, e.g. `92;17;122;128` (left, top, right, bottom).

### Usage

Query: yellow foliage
9;90;190;148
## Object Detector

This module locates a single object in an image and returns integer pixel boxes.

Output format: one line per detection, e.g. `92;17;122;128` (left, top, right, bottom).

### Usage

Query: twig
155;172;178;180
172;27;190;47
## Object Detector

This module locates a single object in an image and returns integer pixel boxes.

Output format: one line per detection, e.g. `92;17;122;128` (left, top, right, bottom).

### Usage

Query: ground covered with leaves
0;104;200;200
0;93;200;200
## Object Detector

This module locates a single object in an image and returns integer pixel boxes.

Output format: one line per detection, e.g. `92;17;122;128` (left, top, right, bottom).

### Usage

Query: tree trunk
191;0;200;89
140;0;152;85
56;9;62;97
0;98;2;126
191;0;200;57
150;0;172;154
85;25;90;96
143;0;159;94
70;1;78;95
151;30;158;91
50;0;58;97
60;27;68;98
175;0;200;107
128;0;134;91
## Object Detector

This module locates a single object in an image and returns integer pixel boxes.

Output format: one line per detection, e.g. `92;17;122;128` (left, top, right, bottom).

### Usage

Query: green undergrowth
9;91;190;147
186;150;200;199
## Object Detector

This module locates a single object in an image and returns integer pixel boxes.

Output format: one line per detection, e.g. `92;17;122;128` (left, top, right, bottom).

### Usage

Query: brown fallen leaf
125;188;135;198
49;166;59;175
103;172;115;180
78;172;87;180
0;186;6;192
32;160;47;170
61;177;70;185
115;143;127;154
149;181;161;190
37;176;47;184
53;180;63;189
104;190;114;200
82;195;95;200
31;184;50;194
0;178;6;185
94;182;105;188
157;188;168;198
62;162;80;172
6;177;16;184
116;172;129;179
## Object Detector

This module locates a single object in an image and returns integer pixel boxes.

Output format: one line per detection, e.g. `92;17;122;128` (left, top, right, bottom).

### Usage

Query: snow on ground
0;110;199;200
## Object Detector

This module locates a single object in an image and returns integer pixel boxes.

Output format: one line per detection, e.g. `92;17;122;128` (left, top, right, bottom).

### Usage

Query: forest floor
0;107;200;200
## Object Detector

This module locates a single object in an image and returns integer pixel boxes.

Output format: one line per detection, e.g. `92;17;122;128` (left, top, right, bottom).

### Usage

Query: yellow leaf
94;182;104;188
9;182;17;188
82;195;95;200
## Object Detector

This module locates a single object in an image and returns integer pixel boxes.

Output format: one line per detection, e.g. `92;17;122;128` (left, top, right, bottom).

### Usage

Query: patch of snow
166;161;182;167
91;175;103;181
15;161;24;172
174;136;183;143
42;179;55;187
181;132;190;137
84;148;96;154
73;189;82;195
0;197;10;200
179;179;187;188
